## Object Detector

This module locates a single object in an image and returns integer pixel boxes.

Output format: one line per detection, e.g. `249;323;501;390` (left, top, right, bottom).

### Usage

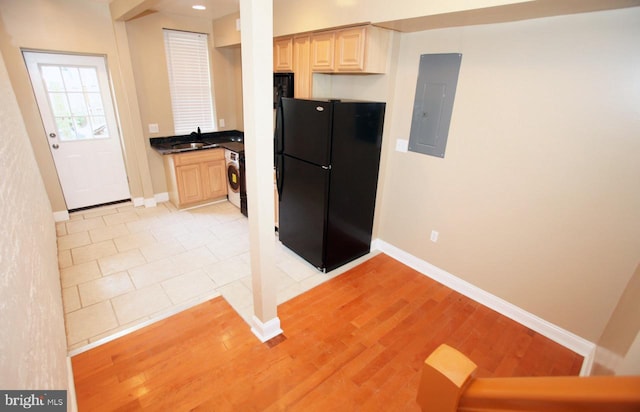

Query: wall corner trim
372;239;596;375
251;315;283;343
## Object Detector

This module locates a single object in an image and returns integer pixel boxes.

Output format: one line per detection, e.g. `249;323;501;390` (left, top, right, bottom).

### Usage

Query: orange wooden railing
417;344;640;412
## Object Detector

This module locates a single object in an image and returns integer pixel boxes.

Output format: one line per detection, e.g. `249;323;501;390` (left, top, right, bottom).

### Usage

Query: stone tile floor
57;200;374;352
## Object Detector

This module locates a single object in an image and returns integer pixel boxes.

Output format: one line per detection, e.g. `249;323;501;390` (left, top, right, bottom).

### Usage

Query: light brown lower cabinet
164;148;227;208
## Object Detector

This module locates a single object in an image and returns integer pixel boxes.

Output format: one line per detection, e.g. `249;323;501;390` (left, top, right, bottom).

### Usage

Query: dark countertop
222;142;245;154
150;130;244;155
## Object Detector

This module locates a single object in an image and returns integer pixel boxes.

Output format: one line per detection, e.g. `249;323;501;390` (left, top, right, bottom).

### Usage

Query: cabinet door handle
52;144;59;149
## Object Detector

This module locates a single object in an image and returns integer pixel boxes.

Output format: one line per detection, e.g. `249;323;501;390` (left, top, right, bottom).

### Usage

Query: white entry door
23;51;130;210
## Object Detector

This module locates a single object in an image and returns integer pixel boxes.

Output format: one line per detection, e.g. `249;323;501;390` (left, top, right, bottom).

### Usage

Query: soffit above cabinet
376;0;640;32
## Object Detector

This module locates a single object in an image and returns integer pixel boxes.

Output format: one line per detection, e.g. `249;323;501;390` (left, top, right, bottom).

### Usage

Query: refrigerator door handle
275;103;284;154
276;155;284;199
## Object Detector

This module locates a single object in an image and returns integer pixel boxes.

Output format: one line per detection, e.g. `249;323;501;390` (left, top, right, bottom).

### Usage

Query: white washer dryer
225;148;241;209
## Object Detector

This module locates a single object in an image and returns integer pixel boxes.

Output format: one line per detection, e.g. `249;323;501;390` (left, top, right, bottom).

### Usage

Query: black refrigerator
275;97;386;272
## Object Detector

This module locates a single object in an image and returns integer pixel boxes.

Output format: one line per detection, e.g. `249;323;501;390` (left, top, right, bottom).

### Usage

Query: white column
239;0;282;342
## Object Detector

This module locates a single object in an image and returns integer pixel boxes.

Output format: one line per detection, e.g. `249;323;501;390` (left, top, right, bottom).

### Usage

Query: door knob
52;144;59;149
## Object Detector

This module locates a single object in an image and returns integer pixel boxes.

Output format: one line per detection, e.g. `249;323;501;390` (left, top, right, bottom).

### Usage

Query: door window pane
73;116;91;139
87;93;104;116
55;117;75;140
79;68;99;92
40;64;109;141
61;67;82;92
41;66;64;91
90;116;108;137
48;93;71;116
68;93;88;115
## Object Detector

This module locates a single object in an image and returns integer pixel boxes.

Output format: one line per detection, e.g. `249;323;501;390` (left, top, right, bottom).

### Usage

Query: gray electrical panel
408;53;462;158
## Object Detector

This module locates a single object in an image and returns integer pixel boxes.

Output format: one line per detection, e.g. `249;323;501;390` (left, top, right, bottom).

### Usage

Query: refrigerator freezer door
278;155;330;270
281;98;332;166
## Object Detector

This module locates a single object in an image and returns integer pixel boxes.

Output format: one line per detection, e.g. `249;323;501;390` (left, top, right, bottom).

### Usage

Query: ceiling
106;0;640;30
97;0;240;20
142;0;240;21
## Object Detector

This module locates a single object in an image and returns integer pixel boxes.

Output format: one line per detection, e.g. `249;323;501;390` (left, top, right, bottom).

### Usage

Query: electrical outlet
430;230;439;243
148;123;159;133
219;118;225;128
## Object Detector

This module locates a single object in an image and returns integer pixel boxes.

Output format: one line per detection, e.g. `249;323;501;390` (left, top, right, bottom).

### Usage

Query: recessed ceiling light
192;5;206;11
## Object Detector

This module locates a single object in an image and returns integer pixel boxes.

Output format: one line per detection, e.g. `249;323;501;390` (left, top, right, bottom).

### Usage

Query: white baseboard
66;356;78;412
133;195;162;208
251;315;283;343
132;197;144;207
54;192;165;219
372;239;596;375
144;197;157;208
155;192;169;203
53;210;69;222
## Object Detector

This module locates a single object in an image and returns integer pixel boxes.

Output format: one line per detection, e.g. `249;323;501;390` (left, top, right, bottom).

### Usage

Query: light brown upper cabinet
336;25;390;73
273;25;392;98
293;35;312;99
335;26;367;71
312;25;390;74
274;37;293;72
310;31;336;72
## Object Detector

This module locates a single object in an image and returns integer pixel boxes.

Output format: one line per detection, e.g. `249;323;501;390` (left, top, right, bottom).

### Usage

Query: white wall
0;52;68;389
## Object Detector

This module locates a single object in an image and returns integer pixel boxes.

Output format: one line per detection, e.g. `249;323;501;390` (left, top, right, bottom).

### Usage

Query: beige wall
273;2;640;343
125;11;243;193
594;263;640;373
0;50;68;391
617;331;640;375
0;0;153;211
372;8;640;342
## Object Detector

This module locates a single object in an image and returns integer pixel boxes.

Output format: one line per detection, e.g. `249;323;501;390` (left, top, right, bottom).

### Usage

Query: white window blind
163;29;217;134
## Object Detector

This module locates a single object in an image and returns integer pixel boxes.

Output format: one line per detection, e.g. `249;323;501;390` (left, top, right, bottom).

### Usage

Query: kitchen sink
172;142;205;150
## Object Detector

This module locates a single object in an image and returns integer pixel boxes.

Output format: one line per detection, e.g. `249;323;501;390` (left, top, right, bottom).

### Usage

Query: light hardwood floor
72;253;582;411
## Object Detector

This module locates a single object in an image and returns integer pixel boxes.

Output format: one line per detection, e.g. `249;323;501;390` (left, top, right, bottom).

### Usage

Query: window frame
163;28;217;135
